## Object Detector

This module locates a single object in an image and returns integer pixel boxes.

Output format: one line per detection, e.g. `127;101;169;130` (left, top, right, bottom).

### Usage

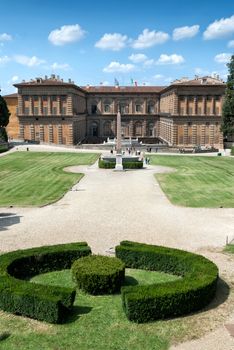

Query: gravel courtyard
0;157;233;254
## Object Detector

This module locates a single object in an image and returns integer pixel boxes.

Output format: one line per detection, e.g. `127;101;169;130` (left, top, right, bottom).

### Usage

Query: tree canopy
221;55;234;139
0;95;10;142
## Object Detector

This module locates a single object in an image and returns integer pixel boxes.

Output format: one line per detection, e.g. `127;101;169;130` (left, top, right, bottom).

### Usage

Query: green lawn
0;269;180;350
150;155;234;208
0;152;99;206
224;244;234;254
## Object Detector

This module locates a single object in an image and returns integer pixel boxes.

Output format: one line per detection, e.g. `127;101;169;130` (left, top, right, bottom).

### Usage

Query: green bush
231;146;234;156
72;255;125;295
98;159;143;169
0;242;91;323
116;241;218;323
0;143;8;153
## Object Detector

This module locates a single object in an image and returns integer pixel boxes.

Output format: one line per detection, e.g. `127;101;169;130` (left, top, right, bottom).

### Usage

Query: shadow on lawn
0;213;22;232
66;305;93;323
204;277;230;312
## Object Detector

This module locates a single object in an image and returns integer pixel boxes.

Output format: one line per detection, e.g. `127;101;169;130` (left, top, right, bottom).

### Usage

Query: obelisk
115;108;123;171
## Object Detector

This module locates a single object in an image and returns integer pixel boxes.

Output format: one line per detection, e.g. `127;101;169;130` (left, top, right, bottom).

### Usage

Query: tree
221;54;234;139
0;94;10;142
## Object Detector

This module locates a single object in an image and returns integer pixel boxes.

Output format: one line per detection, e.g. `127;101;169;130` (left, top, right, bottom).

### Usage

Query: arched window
147;101;155;114
91;121;99;137
148;123;154;136
103;121;112;136
104;104;110;113
134;122;142;136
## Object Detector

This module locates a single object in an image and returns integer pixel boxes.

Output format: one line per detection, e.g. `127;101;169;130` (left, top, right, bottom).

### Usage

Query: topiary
71;255;125;295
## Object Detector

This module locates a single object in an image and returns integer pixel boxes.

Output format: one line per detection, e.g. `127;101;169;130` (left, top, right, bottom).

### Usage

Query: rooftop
82;85;165;93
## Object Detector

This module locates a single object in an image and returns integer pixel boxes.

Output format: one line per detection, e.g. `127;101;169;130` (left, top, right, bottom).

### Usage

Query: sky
0;0;234;94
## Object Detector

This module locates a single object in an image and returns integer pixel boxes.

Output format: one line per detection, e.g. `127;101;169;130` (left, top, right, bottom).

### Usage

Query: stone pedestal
115;153;123;171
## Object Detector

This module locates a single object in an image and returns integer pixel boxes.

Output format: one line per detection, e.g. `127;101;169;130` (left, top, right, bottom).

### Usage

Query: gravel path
0;148;234;349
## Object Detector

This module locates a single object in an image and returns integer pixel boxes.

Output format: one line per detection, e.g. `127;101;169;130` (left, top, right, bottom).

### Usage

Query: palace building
4;74;225;148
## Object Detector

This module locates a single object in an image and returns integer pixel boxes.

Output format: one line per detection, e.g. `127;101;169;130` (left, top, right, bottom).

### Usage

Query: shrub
98;159;143;169
0;242;91;323
231;146;234;156
116;241;218;323
72;255;125;295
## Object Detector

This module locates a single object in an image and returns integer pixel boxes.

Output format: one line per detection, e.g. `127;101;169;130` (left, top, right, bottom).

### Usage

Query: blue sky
0;0;234;94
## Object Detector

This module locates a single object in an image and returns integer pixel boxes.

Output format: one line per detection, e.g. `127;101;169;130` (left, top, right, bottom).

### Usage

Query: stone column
192;124;197;145
29;96;33;115
19;124;24;139
38;96;42;115
116;111;122;153
129;120;134;137
39;125;44;142
183;124;188;145
57;96;61;115
67;124;73;145
172;124;178;145
18;95;23;115
49;125;53;143
143;119;147;136
194;97;197;115
112;119;116;137
212;97;215;115
202;96;206;115
48;96;51;115
30;124;35;140
209;124;214;146
67;95;73;115
185;96;188;115
200;124;205;145
58;125;62;144
173;93;179;115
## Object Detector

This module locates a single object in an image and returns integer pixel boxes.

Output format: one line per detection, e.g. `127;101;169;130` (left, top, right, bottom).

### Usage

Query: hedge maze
0;241;218;324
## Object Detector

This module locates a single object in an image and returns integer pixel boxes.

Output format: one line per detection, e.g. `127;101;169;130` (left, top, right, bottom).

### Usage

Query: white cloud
14;55;46;67
153;74;164;79
156;54;185;65
143;59;154;67
228;40;234;48
214;53;232;63
131;29;169;49
128;53;147;63
0;55;10;64
173;25;199;40
51;62;71;70
101;81;110;85
48;24;86;46
203;15;234;39
11;75;19;82
95;33;128;51
0;33;12;42
103;61;135;73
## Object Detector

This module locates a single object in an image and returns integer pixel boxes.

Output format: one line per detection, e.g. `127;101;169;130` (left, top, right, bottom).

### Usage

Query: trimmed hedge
72;255;125;295
116;241;218;323
0;242;91;323
98;159;143;169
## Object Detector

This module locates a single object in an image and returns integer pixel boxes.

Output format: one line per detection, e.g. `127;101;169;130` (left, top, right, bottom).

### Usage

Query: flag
130;78;134;85
114;78;119;86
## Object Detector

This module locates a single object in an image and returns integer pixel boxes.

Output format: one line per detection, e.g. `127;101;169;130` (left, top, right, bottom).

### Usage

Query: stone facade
4;75;225;148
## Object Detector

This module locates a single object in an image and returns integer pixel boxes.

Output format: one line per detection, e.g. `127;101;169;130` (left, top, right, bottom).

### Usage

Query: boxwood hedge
0;242;91;323
115;241;218;323
99;159;143;169
72;255;125;295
